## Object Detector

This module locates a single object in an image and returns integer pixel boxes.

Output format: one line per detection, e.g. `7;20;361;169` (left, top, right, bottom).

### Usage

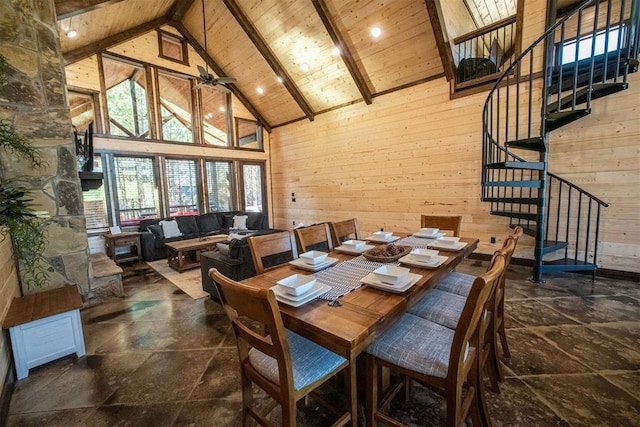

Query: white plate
364;235;401;244
334;244;376;255
361;272;422;293
427;241;468;252
398;254;448;269
272;282;331;307
412;232;446;239
289;257;339;272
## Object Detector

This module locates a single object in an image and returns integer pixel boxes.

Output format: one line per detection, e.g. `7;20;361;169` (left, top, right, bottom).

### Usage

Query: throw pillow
147;224;164;239
216;242;230;256
221;214;235;229
246;212;265;230
233;215;248;229
195;213;221;233
159;220;182;239
175;215;199;234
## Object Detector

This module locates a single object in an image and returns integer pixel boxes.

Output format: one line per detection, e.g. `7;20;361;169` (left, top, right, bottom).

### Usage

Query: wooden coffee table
166;235;228;272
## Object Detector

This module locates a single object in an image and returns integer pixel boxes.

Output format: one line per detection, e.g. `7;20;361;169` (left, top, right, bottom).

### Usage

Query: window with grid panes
113;156;160;225
82;156;109;232
205;161;233;211
165;159;199;216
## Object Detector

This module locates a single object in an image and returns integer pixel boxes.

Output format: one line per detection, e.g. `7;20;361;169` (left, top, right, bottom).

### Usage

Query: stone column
0;0;90;294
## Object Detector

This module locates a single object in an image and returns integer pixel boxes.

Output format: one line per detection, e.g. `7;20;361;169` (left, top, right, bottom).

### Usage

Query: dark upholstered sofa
200;228;289;301
138;211;269;261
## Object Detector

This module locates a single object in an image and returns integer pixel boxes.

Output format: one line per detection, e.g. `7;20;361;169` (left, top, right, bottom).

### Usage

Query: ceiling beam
424;0;456;82
167;0;196;25
63;16;168;65
221;0;315;121
55;0;125;20
172;22;272;132
311;0;372;105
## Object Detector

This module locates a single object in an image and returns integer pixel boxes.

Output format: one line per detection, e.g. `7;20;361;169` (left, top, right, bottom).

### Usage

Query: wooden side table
103;231;142;264
2;285;86;380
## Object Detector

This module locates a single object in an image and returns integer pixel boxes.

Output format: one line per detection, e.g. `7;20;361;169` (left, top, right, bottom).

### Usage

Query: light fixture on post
66;16;77;38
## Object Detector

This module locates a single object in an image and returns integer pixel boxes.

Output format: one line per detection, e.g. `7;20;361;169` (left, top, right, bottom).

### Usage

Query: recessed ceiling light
257;87;264;94
219;106;225;112
66;29;78;38
277;76;283;84
371;27;382;38
301;62;310;72
332;47;340;56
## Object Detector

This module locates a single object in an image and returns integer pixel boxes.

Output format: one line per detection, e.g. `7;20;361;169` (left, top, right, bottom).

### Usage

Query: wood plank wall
270;69;640;273
0;231;21;389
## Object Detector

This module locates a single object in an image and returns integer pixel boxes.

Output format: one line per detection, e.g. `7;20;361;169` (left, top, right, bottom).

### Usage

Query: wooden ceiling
55;0;516;129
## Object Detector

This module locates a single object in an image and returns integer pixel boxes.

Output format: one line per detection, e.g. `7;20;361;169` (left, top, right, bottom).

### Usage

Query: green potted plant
0;53;48;290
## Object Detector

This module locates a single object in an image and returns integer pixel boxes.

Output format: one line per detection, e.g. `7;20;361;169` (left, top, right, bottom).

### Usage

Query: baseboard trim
0;358;15;426
467;253;640;282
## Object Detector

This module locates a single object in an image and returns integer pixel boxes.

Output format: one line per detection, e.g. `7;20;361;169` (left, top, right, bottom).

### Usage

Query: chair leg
474;355;492;427
484;339;502;392
241;375;253;427
282;396;297;426
446;385;463;427
345;362;358;426
497;320;511;358
366;356;379;427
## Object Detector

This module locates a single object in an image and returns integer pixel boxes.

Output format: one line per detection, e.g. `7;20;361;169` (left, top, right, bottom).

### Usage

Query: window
69;91;97;132
559;25;625;65
103;57;150;138
82;156;109;232
205;161;233;211
157;72;194;143
200;86;230;147
235;118;263;150
165;159;199;216
157;30;188;64
113;156;160;225
241;163;265;212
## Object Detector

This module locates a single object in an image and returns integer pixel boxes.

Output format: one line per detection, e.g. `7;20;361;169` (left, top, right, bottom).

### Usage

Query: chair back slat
294;223;334;253
248;231;298;275
421;215;463;237
329;218;361;246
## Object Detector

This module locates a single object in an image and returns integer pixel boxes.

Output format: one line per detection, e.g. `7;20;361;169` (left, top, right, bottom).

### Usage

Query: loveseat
138;211;269;261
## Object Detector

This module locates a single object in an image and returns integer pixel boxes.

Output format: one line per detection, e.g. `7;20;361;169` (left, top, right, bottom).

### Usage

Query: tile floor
5;260;640;426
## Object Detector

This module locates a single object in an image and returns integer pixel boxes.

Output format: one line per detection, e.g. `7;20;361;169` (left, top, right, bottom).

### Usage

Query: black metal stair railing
482;0;639;281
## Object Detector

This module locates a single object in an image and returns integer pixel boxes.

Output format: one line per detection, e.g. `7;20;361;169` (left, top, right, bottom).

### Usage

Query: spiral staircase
481;0;639;282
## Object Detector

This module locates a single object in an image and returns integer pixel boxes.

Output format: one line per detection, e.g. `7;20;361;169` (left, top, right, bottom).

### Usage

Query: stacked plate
399;248;448;269
412;227;446;239
334;240;375;254
272;274;330;307
289;250;339;271
361;265;421;293
427;237;467;251
364;231;401;243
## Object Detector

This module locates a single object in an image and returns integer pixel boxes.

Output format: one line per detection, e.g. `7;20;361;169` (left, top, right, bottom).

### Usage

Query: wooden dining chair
365;254;506;427
421;214;463;237
436;226;523;361
208;268;353;426
293;223;334;254
329;218;361;247
409;238;516;393
248;231;298;275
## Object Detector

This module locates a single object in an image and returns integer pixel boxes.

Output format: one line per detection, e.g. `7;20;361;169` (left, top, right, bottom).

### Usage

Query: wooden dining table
241;236;479;426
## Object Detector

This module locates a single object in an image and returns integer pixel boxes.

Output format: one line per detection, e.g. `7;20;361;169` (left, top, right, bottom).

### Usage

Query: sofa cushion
196;213;221;233
139;217;162;232
147;224;164;239
247;212;266;230
175;216;199;234
216;242;230;256
160;219;182;238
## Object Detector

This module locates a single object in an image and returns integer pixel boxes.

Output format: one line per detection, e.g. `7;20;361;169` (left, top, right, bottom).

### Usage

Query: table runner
313;256;400;300
396;236;438;249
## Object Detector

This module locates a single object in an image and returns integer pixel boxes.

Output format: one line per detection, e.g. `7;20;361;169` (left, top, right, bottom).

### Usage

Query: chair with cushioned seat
365;254;506;427
421;214;463;237
248;230;298;275
208;268;353;426
329;218;361;247
436;227;523;366
294;223;334;254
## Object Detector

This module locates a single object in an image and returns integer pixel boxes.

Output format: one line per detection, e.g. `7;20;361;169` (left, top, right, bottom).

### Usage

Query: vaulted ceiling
55;0;519;129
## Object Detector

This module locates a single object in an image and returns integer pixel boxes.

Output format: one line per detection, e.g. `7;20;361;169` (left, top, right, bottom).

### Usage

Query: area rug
147;260;209;300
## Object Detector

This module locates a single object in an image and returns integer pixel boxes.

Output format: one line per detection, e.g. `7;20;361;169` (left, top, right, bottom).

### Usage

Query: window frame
234;117;264;151
157;29;189;65
163;157;202;217
238;160;267;213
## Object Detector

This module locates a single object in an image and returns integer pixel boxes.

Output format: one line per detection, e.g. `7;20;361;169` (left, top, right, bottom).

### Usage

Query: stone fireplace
0;0;90;295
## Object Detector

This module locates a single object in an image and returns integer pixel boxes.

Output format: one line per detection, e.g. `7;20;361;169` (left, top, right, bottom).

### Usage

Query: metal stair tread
546;82;628;113
541;258;598;272
505;137;546;152
484;180;542;188
482;197;539;204
545;109;591;131
485;161;545;170
490;211;537;221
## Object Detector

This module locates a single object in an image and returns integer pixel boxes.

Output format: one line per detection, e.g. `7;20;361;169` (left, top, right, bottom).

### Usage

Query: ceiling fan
194;0;237;93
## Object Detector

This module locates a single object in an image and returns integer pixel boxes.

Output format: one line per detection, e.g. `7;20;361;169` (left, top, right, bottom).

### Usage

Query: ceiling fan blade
214;84;231;93
216;77;236;84
197;65;208;77
194;82;205;90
